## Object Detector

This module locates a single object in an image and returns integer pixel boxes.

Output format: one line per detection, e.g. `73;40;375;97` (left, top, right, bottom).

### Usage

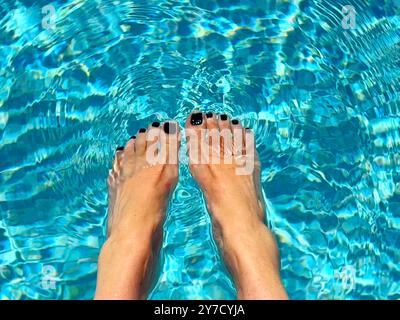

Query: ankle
221;222;281;276
96;238;153;300
211;205;265;235
220;218;275;252
220;224;286;299
109;212;163;239
101;233;152;262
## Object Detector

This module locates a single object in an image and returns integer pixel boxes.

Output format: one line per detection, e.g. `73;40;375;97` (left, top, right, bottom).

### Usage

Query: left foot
185;112;287;299
95;121;180;300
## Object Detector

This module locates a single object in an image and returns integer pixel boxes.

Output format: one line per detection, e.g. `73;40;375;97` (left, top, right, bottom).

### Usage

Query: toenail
130;135;136;140
164;122;177;134
190;112;203;125
232;119;239;125
206;112;213;118
220;114;228;121
152;122;160;127
139;128;146;133
245;127;251;131
116;146;124;151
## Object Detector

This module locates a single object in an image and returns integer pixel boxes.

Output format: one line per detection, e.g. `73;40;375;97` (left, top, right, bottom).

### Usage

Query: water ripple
0;0;399;299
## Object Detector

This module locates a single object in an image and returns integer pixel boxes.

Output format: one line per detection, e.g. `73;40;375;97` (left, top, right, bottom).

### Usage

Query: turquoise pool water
0;0;399;299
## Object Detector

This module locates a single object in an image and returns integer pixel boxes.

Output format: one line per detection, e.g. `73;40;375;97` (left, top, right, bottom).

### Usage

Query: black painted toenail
190;112;203;125
220;114;228;121
206;112;213;118
116;146;124;151
245;127;251;131
164;122;176;134
130;135;136;140
139;128;146;133
152;122;160;127
232;119;239;125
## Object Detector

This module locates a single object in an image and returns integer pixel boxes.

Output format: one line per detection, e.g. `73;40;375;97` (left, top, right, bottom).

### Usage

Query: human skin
94;115;287;300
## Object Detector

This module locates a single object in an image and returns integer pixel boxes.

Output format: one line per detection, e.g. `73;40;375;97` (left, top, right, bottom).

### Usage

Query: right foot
185;112;288;300
95;121;180;300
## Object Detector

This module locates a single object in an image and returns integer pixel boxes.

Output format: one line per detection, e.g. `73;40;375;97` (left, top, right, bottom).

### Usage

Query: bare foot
185;112;288;300
95;121;180;300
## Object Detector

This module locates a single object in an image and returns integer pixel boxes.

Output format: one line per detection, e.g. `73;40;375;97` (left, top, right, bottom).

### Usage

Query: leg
186;112;288;300
95;121;180;300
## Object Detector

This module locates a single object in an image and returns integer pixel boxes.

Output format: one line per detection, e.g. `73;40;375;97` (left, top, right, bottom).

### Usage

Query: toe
244;127;256;158
135;127;148;155
236;127;256;176
107;169;116;187
205;112;218;130
161;121;180;165
231;118;245;158
205;112;220;162
124;135;136;156
113;147;125;177
146;122;162;165
159;122;180;184
218;114;233;161
218;113;231;130
185;111;214;183
120;136;136;177
185;111;207;165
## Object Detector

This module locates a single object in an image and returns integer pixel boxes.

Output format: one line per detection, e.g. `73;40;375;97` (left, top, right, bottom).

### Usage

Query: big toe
161;121;180;165
159;121;180;183
185;111;207;165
